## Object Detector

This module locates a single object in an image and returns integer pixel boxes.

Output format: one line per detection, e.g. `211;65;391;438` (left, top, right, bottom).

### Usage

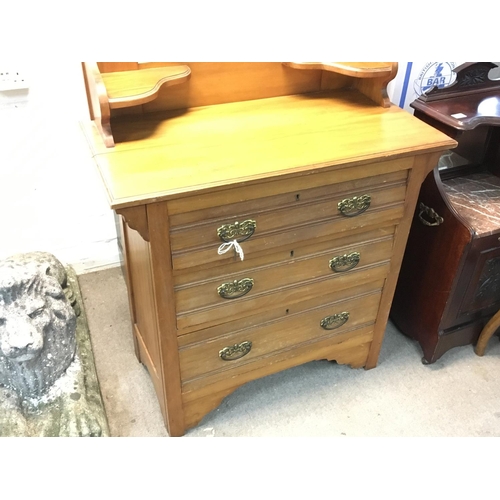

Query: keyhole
290;250;294;258
285;309;289;314
296;194;300;201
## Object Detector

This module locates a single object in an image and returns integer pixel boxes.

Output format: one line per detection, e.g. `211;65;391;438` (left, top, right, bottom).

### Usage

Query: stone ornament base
0;266;110;437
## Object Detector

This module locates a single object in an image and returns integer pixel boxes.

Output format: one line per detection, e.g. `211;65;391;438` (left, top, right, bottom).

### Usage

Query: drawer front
174;225;396;286
170;182;405;259
170;190;405;273
169;168;409;227
167;157;413;220
181;326;373;424
177;279;386;346
176;261;391;332
172;204;404;272
178;289;382;382
175;234;394;315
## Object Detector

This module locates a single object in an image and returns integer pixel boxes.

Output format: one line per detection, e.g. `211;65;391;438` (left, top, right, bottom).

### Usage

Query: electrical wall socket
0;70;29;91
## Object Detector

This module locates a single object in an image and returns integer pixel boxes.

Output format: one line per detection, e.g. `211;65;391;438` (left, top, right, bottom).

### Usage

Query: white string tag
218;240;245;261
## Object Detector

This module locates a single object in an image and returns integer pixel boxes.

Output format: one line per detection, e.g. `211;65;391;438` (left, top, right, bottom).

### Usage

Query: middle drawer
174;229;394;332
175;233;393;312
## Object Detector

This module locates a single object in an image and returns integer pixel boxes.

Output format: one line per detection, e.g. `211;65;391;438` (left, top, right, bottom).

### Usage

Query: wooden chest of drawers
81;62;455;435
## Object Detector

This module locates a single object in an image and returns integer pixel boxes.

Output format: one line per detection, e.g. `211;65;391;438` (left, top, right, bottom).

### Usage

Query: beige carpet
78;266;500;437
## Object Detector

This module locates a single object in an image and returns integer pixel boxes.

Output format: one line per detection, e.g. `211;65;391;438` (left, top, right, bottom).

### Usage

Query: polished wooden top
81;88;455;210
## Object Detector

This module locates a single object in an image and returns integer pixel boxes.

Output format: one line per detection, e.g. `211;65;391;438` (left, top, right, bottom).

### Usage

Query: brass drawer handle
320;312;349;330
338;195;371;217
329;252;360;273
217;278;254;299
418;202;444;226
217;219;256;243
219;341;252;361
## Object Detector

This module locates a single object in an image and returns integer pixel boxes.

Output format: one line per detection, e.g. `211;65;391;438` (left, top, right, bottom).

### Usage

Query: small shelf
282;62;395;79
101;65;191;109
82;62;398;150
283;62;397;108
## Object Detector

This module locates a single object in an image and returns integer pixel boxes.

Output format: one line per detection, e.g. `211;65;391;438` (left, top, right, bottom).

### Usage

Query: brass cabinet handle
329;252;360;272
338;195;371;217
217;219;256;243
320;312;349;330
217;278;254;299
418;202;444;226
219;341;252;361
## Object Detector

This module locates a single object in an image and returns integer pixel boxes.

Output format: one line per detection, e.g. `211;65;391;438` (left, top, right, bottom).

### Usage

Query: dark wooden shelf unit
390;62;500;364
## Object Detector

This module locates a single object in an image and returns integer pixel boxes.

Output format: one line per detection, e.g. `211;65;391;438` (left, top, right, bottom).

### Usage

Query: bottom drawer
179;288;382;383
181;324;374;428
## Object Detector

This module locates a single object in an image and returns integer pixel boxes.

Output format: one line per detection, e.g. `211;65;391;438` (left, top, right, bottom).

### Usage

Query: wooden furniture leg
475;309;500;356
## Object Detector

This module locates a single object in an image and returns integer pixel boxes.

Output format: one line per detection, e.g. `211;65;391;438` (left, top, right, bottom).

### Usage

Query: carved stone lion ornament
0;252;108;436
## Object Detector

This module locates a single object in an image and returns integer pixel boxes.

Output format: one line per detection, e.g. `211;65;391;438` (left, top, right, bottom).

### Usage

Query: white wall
0;62;120;274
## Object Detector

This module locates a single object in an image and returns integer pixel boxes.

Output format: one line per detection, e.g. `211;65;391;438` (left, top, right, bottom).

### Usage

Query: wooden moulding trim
116;205;149;241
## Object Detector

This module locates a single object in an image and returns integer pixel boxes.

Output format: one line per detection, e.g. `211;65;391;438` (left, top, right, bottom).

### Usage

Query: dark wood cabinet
391;62;500;363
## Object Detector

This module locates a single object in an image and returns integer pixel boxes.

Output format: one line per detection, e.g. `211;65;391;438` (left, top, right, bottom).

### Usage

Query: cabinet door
456;236;500;321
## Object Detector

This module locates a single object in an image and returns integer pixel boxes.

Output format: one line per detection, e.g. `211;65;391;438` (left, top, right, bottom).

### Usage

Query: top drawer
167;157;413;221
169;169;408;271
